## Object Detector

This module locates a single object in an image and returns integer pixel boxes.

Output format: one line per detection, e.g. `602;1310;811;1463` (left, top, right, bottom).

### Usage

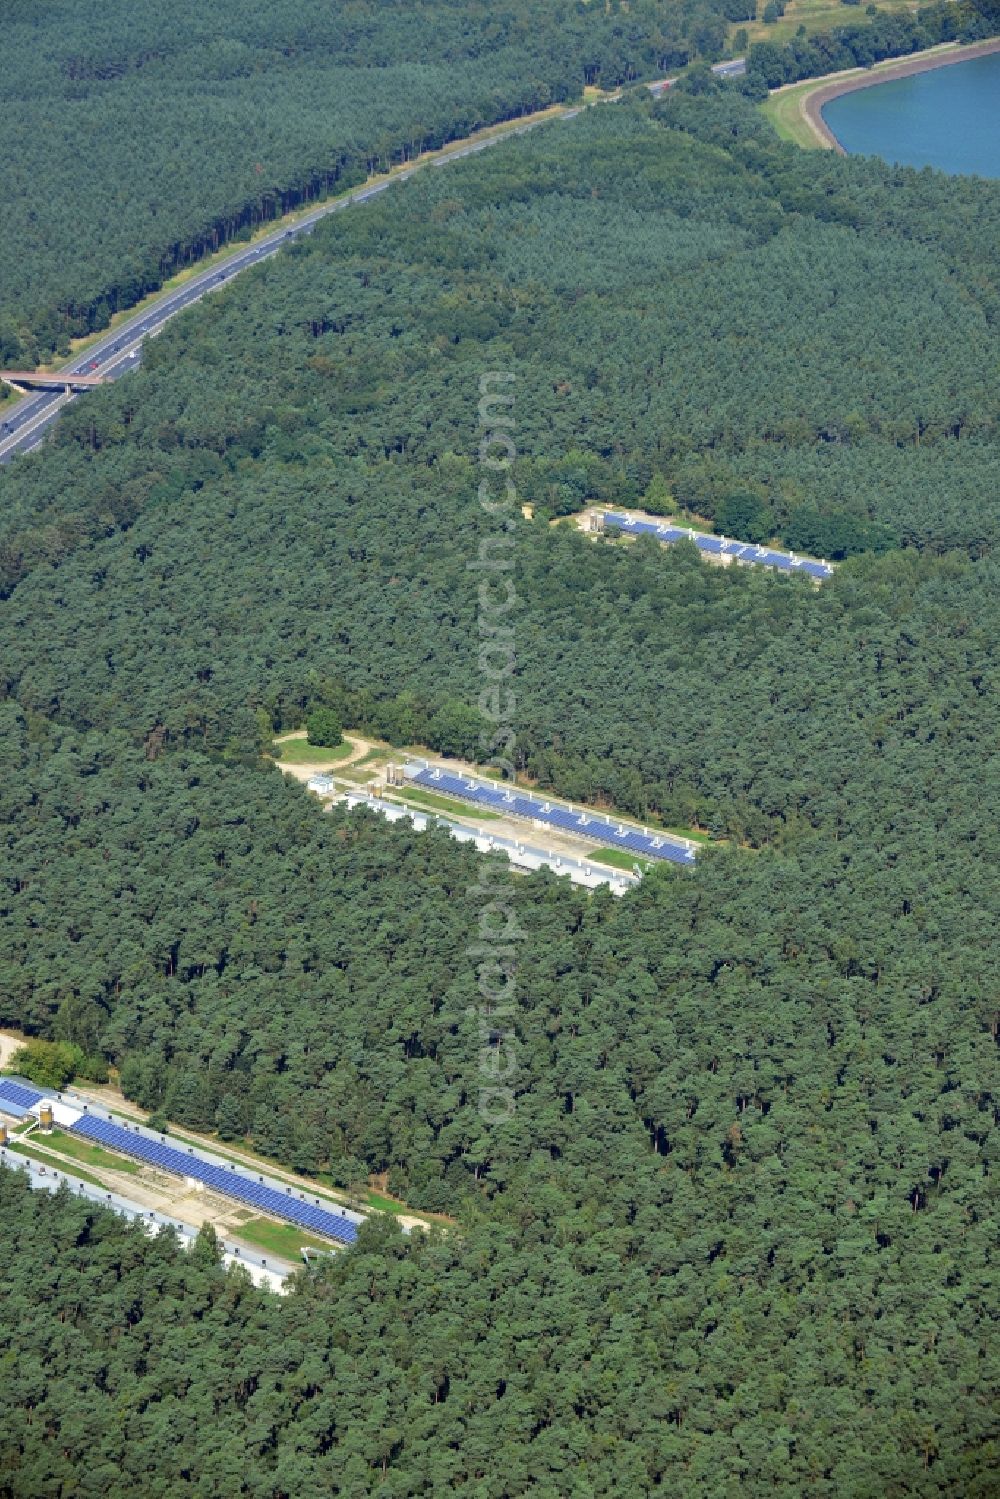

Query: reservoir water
821;50;1000;178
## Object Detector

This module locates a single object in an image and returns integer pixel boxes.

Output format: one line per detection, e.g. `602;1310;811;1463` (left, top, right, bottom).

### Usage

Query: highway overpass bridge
648;57;746;94
1;369;106;392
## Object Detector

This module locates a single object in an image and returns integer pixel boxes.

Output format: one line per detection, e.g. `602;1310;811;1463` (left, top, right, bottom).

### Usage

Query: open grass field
24;1126;142;1175
355;747;394;767
363;1189;410;1215
587;847;654;872
660;824;711;844
388;786;503;820
8;1140;109;1190
736;0;917;49
232;1216;335;1257
274;736;353;765
586;834;707;868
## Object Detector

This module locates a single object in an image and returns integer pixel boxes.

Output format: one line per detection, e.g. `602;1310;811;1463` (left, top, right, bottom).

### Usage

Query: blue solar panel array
409;768;696;867
71;1114;358;1243
0;1079;44;1114
602;513;834;581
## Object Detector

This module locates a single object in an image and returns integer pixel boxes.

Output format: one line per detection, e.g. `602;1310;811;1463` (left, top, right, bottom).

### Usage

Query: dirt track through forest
271;731;373;783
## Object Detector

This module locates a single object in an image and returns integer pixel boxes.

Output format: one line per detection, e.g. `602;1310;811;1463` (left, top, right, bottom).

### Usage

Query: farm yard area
0;1069;368;1277
277;740;706;892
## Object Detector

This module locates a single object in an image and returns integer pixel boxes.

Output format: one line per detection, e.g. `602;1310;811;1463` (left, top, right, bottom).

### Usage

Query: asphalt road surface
0;118;544;465
0;70;749;466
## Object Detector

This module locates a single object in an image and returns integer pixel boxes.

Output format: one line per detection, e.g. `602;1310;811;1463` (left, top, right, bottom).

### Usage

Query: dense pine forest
2;707;998;1489
4;101;1000;814
1;66;999;1499
0;0;744;367
5;0;997;369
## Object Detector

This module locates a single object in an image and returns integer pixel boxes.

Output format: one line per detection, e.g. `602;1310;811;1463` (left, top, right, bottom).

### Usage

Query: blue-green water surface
822;51;1000;177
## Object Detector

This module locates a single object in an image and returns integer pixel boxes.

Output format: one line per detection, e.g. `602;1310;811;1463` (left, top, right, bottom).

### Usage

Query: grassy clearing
661;824;711;844
233;1217;335;1257
346;746;393;767
736;0;917;49
8;1139;109;1190
587;847;655;872
363;1190;410;1215
26;1126;142;1175
339;763;383;784
388;786;503;820
274;736;353;765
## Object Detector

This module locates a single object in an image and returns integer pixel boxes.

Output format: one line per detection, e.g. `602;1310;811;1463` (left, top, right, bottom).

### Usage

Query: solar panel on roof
409;768;694;867
601;512;832;579
71;1115;357;1242
0;1079;44;1113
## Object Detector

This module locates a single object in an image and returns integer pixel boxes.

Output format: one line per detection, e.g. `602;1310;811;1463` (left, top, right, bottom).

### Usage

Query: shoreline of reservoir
801;38;1000;152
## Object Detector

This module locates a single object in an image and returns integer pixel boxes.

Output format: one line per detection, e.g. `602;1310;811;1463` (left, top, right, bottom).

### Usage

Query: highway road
0;118;543;466
647;56;746;93
0;61;746;467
